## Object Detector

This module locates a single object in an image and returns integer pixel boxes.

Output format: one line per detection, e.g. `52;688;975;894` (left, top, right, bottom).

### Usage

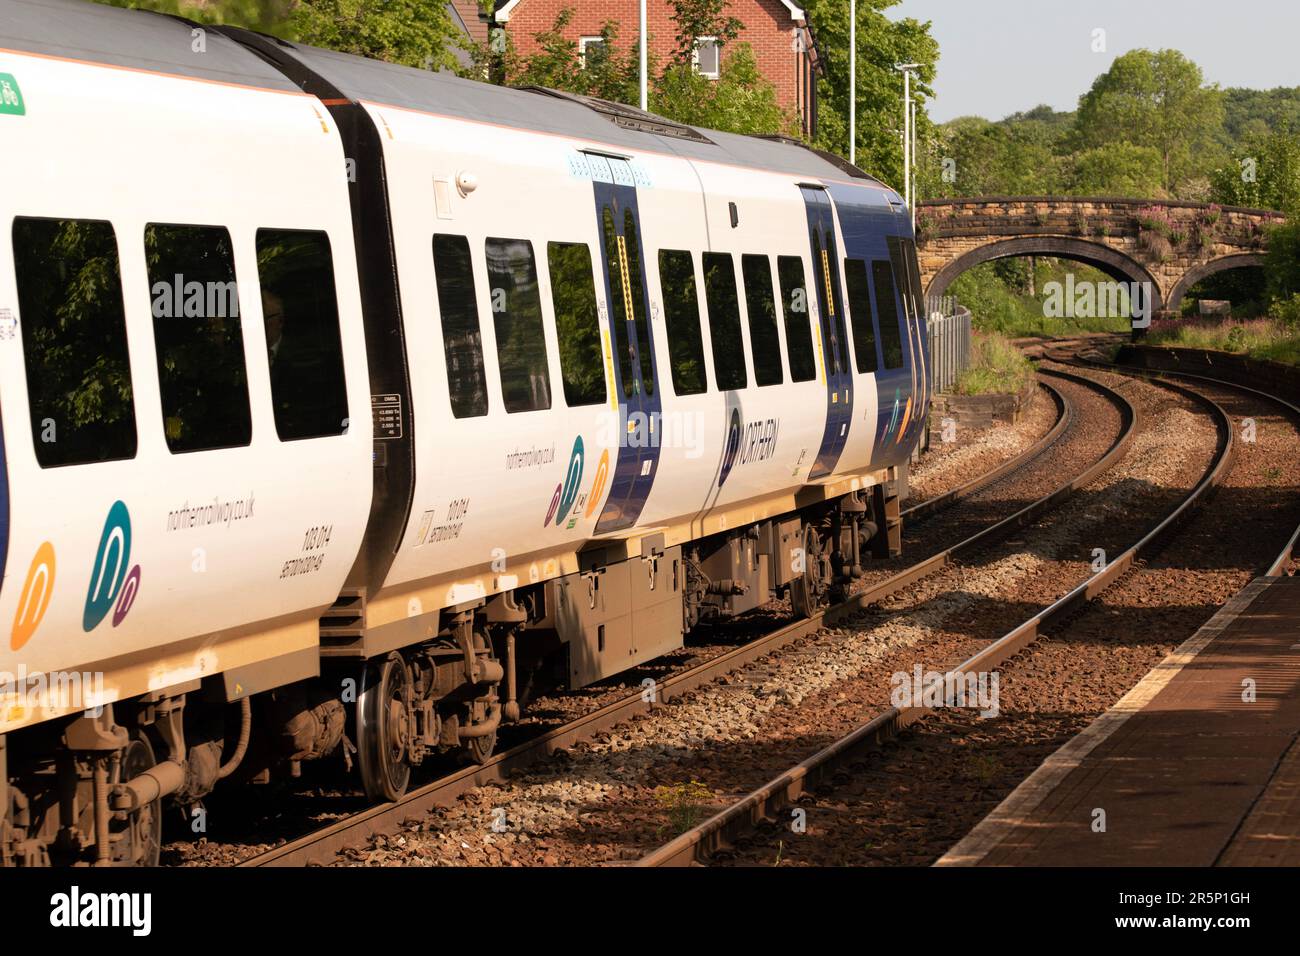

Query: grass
653;780;714;837
953;330;1037;396
950;259;1133;339
1145;316;1300;366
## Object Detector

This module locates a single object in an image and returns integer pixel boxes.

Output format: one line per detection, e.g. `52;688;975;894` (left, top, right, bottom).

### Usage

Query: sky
887;0;1300;122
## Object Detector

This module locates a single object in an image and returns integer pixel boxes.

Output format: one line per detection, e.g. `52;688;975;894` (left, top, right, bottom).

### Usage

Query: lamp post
639;0;648;111
849;0;856;165
896;63;921;228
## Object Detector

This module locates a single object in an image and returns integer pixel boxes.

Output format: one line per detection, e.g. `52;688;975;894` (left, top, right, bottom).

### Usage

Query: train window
702;252;748;390
13;217;138;467
485;237;552;413
657;250;707;395
810;231;846;376
144;223;252;453
433;234;488;418
871;260;906;369
842;258;880;373
776;256;817;383
255;229;349;440
623;210;655;397
741;255;783;387
602;207;635;398
547;241;606;407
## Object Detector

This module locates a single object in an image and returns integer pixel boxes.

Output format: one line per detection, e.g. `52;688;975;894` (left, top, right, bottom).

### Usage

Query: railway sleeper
1;487;901;862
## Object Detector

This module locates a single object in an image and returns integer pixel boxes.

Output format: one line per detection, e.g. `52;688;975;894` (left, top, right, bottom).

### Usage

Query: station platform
938;575;1300;866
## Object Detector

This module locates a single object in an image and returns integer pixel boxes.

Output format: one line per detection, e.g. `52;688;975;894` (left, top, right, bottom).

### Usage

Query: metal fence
926;301;972;394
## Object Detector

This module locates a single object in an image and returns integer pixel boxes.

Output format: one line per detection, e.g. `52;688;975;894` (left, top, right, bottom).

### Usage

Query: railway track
228;368;1137;867
652;356;1299;868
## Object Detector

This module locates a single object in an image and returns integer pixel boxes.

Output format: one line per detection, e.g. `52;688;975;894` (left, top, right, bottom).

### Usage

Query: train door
0;387;7;594
888;235;930;445
591;156;662;533
800;184;853;479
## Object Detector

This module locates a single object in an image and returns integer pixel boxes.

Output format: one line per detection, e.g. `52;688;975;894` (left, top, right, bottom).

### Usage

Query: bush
1269;293;1300;328
1146;316;1300;366
954;330;1036;395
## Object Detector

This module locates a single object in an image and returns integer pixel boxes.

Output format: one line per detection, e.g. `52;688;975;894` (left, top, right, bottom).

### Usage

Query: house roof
491;0;807;25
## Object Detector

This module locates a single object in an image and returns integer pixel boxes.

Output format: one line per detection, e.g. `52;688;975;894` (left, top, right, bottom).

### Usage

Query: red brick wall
498;0;812;123
451;0;490;45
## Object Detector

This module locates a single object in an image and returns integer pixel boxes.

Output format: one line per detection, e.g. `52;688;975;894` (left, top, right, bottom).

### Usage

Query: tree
665;0;741;68
95;0;293;32
94;0;465;70
929;117;1067;197
1068;143;1166;197
654;43;789;135
1211;128;1300;214
487;9;643;103
1221;86;1300;144
290;0;464;71
804;0;939;191
1074;49;1225;196
1264;221;1300;303
473;3;792;138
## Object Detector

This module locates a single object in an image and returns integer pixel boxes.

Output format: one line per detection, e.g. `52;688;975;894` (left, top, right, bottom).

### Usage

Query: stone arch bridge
916;197;1285;316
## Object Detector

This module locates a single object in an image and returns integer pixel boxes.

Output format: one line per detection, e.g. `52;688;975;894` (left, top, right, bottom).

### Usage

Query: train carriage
0;0;929;865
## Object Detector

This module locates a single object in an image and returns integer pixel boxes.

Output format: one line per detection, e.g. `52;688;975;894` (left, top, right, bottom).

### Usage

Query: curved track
232;371;1136;867
642;356;1298;868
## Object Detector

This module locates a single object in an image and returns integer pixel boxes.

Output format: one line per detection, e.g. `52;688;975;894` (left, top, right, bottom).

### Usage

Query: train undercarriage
1;480;901;866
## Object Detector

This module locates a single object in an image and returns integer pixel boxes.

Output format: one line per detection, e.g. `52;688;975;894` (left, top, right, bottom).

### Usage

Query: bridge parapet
916;197;1286;315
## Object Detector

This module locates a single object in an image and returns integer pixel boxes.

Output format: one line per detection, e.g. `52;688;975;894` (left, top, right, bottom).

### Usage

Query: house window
579;36;606;69
693;37;720;78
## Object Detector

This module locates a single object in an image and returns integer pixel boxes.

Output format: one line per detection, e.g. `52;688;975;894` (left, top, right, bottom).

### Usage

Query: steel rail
636;373;1234;867
1049;349;1300;577
238;371;1133;868
901;380;1070;523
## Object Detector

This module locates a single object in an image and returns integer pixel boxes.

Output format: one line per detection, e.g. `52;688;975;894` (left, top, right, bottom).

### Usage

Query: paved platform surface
938;576;1300;866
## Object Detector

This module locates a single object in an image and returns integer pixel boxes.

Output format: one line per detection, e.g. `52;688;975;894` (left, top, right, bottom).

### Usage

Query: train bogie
0;0;930;863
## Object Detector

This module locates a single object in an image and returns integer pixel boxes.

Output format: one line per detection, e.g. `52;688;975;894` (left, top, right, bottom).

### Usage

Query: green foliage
654;44;789;136
94;0;293;32
953;330;1035;396
477;3;792;137
290;0;463;71
94;0;464;67
1068;143;1165;197
1264;221;1300;302
1221;87;1300;143
654;781;714;836
1147;316;1300;366
932;116;1068;195
1074;49;1225;196
664;0;740;68
1210;128;1300;214
950;259;1131;338
487;10;643;103
805;0;939;191
1271;293;1300;327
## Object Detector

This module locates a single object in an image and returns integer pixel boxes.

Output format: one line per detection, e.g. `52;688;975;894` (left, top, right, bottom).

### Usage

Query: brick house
479;0;820;137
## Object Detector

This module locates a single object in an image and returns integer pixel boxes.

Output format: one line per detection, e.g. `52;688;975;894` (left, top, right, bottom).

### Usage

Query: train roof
270;39;881;184
0;0;300;92
1;0;886;188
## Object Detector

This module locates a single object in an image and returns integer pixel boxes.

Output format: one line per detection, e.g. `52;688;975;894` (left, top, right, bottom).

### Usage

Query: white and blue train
0;0;928;865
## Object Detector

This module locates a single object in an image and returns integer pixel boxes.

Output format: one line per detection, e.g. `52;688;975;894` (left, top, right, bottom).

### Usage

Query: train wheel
111;733;162;867
463;728;497;766
789;524;827;618
357;653;412;803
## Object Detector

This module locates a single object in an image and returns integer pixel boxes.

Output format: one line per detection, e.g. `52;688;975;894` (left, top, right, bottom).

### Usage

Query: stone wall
916;198;1284;315
929;379;1037;440
1117;345;1300;407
